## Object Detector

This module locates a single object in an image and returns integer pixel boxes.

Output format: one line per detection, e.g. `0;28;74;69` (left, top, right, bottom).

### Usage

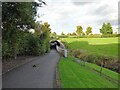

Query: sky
36;0;120;35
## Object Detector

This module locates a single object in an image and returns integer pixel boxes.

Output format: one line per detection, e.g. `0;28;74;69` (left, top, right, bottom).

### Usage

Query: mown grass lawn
62;37;119;57
59;57;118;88
84;62;119;81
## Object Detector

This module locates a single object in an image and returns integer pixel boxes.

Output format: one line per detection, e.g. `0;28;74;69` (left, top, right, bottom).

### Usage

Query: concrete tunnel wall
50;40;67;57
50;40;60;49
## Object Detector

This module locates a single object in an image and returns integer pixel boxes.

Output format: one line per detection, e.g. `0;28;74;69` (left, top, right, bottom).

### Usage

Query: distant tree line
54;22;119;38
2;2;51;59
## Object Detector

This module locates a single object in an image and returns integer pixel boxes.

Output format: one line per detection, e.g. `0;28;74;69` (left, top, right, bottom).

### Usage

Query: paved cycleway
2;50;60;88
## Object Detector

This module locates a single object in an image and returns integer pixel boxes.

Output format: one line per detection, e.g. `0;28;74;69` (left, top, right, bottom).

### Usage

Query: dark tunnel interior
50;41;60;49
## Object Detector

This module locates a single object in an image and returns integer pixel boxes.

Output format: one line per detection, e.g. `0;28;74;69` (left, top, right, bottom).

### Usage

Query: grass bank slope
59;57;118;88
62;38;118;57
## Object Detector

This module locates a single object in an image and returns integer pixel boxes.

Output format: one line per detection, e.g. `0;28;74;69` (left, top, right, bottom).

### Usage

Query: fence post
100;62;103;76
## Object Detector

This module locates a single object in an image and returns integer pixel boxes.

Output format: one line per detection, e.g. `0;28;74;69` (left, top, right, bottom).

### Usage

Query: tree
82;32;85;36
86;26;92;35
67;33;72;36
72;32;77;36
2;2;37;59
100;23;106;34
42;22;51;34
50;32;57;39
76;26;83;36
52;32;57;36
40;22;51;53
61;32;65;36
34;22;42;36
100;22;113;34
106;23;113;34
2;1;47;59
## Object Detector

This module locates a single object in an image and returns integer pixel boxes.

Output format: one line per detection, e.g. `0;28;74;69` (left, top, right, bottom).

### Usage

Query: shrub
86;34;102;38
58;35;68;38
71;49;83;58
69;49;118;72
3;30;50;59
101;34;118;38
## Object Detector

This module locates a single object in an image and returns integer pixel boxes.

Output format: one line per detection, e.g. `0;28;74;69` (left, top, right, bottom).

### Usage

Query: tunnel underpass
50;40;61;49
50;40;67;57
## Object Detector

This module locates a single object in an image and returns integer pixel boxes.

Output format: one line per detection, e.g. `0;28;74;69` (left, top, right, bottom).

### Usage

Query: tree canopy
2;1;51;59
86;26;92;35
100;22;113;34
61;32;65;36
76;25;83;36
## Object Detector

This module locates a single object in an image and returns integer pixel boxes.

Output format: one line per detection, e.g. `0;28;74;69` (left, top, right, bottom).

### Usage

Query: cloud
96;18;118;26
92;4;117;16
36;0;119;34
93;4;109;15
72;2;92;5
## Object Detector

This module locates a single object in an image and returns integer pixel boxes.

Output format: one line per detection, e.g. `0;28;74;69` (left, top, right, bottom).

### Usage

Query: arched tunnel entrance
50;40;67;57
50;40;61;49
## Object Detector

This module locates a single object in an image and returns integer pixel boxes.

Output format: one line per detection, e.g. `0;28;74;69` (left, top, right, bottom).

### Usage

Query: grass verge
58;57;118;88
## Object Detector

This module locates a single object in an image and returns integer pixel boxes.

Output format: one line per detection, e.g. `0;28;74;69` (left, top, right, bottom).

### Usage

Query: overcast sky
36;0;119;35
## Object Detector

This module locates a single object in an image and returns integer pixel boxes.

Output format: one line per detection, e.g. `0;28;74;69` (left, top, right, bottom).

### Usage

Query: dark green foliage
21;33;40;55
76;25;83;36
63;34;119;38
61;32;65;36
86;34;101;38
50;32;57;39
101;34;118;37
39;31;50;54
58;35;68;38
3;26;50;59
2;2;38;59
100;22;113;35
70;49;118;72
86;26;92;35
2;2;50;59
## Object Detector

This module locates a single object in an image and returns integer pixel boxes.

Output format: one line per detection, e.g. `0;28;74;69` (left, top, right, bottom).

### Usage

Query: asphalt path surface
2;50;60;88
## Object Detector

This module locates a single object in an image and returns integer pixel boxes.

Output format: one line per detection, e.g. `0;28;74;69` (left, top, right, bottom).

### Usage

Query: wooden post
100;61;103;76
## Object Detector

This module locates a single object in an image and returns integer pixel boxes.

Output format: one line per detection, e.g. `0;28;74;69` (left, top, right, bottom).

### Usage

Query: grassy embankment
58;37;119;88
59;57;119;88
62;37;119;57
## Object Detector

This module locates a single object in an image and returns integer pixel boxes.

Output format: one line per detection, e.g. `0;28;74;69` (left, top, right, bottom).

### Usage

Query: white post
64;49;67;58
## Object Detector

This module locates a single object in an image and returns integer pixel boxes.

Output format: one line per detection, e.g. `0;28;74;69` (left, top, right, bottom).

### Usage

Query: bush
71;49;83;58
63;34;119;38
86;34;102;38
70;49;118;71
25;34;40;55
3;30;50;59
58;35;68;38
2;41;13;59
101;34;118;38
39;31;50;54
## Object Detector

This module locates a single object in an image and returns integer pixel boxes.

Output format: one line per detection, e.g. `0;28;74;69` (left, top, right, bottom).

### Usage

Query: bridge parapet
56;44;67;58
50;40;67;57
